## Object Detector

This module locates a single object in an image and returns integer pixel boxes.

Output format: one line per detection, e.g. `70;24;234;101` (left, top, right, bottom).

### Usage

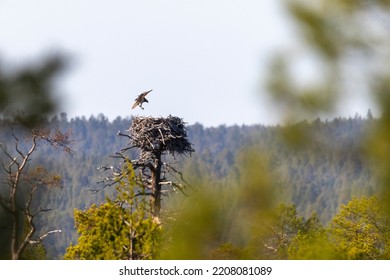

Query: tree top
128;115;194;156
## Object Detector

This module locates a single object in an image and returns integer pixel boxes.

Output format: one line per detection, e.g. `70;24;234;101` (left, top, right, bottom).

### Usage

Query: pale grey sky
0;0;374;126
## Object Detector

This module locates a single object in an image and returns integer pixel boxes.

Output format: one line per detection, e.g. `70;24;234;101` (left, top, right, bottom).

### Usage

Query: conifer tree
65;162;162;260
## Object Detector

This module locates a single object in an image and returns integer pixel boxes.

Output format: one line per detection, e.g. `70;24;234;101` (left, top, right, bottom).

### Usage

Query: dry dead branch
98;115;194;218
127;115;194;156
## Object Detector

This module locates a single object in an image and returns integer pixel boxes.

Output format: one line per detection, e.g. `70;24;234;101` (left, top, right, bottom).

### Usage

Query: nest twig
95;115;194;195
128;115;194;156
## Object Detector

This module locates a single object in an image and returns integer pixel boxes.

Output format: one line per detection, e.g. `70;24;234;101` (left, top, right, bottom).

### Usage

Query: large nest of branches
128;115;194;156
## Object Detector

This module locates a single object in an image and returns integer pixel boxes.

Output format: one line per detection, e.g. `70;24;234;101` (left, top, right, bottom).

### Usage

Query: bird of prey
131;89;152;110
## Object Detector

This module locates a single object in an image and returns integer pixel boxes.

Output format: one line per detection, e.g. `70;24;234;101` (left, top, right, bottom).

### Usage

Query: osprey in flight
131;89;152;110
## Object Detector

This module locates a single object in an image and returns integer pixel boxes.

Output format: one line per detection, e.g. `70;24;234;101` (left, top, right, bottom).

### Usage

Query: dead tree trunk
151;151;162;217
0;126;72;259
99;115;194;219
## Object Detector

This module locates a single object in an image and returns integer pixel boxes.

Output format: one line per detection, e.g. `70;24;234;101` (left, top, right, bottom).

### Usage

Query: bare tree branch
0;125;72;259
29;230;62;244
98;115;194;218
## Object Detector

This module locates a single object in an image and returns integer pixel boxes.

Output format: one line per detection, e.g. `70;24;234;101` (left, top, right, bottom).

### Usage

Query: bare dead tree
98;115;194;218
0;124;73;259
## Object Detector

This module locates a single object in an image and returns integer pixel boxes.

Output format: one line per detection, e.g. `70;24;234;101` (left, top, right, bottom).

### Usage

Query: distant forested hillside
0;113;378;258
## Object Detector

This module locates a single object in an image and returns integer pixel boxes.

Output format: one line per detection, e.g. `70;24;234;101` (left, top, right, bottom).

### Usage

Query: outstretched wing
131;89;153;109
141;89;153;97
131;99;140;109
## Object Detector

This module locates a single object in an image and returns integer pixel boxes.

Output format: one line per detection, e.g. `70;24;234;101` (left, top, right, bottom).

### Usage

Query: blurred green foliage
161;0;390;260
161;150;275;259
0;52;68;259
0;54;66;127
280;0;390;210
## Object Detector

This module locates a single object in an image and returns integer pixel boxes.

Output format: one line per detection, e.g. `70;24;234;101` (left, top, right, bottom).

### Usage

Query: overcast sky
0;0;374;127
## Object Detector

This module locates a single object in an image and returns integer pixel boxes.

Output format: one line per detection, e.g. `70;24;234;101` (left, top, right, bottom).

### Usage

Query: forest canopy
1;113;383;259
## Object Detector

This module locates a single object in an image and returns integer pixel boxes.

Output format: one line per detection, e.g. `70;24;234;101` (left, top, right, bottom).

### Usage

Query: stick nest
129;115;194;156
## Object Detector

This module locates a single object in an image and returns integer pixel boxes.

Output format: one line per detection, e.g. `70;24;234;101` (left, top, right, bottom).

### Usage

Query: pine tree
64;162;162;260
